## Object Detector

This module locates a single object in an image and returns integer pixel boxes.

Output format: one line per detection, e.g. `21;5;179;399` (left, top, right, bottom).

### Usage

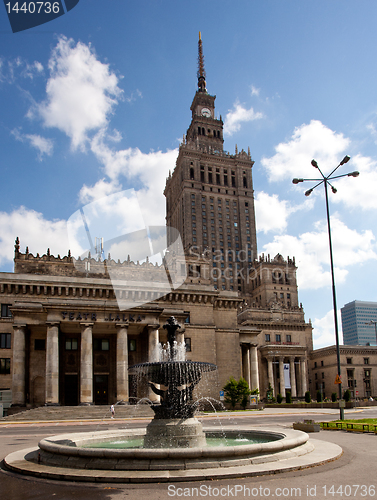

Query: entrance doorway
94;375;108;405
64;375;78;406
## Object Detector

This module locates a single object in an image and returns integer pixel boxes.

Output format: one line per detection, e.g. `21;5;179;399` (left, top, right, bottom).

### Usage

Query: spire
197;31;206;92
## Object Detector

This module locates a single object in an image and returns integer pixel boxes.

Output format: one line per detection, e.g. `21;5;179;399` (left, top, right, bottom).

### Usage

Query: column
242;345;251;388
250;345;260;394
279;357;286;398
80;323;93;405
116;324;129;403
301;356;308;396
12;325;27;406
289;356;297;398
148;324;160;402
266;357;275;395
45;322;60;405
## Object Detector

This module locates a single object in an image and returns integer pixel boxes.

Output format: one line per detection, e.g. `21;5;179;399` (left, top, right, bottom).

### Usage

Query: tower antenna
197;31;206;92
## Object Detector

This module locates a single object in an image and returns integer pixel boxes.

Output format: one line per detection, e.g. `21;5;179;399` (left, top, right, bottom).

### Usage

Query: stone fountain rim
38;426;308;460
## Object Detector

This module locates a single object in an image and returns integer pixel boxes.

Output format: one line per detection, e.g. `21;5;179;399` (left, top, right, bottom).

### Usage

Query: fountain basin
34;426;308;471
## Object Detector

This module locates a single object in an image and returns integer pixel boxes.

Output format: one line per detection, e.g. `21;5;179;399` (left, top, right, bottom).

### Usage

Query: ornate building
0;35;313;410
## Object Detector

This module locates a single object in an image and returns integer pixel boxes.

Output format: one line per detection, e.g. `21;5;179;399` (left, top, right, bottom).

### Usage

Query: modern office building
341;300;377;346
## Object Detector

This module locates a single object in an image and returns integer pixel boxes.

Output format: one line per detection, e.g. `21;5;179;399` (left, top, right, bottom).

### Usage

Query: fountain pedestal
144;417;206;448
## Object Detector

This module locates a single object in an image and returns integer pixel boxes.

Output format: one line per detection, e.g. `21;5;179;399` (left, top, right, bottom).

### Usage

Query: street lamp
365;320;377;347
293;155;359;420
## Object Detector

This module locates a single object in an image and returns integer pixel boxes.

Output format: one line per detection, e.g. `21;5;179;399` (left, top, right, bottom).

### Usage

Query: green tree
331;392;337;402
286;391;292;404
277;393;283;404
223;377;240;410
266;383;273;402
305;391;311;403
316;390;323;403
238;377;252;410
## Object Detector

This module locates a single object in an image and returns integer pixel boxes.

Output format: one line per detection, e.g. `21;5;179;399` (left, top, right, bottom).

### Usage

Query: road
1;407;377;500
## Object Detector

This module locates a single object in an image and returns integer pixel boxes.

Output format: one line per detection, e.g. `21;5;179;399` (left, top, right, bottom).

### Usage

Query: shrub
316;390;323;403
277;393;283;404
305;391;311;403
286;391;292;404
343;389;351;402
331;392;337;402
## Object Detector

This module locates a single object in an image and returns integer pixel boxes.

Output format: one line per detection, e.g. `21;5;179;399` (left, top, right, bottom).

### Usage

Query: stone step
0;404;154;422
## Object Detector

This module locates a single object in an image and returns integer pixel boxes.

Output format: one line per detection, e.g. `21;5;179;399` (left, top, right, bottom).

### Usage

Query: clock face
201;107;211;118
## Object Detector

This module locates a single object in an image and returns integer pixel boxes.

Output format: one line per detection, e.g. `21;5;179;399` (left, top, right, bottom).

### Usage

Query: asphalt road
1;408;377;500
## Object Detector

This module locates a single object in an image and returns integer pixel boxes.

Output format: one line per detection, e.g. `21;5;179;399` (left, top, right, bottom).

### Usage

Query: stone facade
310;345;377;400
0;35;314;407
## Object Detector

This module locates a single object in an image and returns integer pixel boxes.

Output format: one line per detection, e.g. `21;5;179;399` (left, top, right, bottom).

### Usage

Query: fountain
3;316;343;482
130;316;217;448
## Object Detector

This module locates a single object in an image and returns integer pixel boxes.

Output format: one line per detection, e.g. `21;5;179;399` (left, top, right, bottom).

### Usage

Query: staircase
0;404;154;422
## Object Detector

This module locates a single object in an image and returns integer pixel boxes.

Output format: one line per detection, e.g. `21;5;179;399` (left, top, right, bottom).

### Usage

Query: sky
0;1;377;349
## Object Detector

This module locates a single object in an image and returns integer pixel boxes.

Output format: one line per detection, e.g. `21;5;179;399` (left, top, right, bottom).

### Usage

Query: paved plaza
0;407;376;500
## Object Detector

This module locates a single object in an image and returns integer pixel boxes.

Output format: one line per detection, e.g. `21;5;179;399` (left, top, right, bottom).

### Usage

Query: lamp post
365;320;377;347
293;155;359;420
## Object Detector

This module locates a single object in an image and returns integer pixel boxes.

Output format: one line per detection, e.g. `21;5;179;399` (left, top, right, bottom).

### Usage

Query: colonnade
241;343;260;394
11;323;161;406
265;355;307;398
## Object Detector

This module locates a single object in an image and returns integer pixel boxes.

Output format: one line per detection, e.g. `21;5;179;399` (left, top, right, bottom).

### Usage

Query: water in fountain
128;316;217;448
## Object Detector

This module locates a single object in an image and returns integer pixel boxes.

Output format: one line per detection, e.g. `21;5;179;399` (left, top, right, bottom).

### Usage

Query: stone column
45;322;60;405
279;357;286;398
242;344;251;388
301;356;308;396
116;324;128;403
148;324;160;402
289;356;297;398
250;345;260;394
12;325;27;406
266;356;275;395
80;323;94;405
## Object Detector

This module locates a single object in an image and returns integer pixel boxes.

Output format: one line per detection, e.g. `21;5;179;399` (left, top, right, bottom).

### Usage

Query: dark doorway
94;375;108;405
64;375;78;406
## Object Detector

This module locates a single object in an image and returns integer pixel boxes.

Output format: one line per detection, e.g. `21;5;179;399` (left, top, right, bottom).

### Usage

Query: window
0;358;10;374
0;333;11;349
286;335;291;343
364;369;371;378
265;334;270;342
65;339;78;350
184;312;190;324
184;337;192;352
346;358;352;364
1;304;12;318
364;358;369;365
129;339;136;351
314;361;317;368
34;339;46;350
93;339;110;351
276;334;281;343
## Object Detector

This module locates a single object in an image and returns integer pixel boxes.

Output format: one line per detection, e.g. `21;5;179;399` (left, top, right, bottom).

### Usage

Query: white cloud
261;120;350;182
255;191;292;234
11;128;53;159
0;207;69;268
79;132;177;226
312;309;343;349
262;215;377;290
250;85;260;97
36;36;122;150
223;102;263;136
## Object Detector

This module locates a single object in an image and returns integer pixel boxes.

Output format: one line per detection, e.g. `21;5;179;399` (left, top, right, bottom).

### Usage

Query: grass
320;418;377;432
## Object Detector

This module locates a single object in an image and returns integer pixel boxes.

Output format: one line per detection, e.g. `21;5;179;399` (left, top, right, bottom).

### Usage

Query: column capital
80;322;94;329
46;321;60;328
115;323;129;330
13;324;26;331
147;323;160;330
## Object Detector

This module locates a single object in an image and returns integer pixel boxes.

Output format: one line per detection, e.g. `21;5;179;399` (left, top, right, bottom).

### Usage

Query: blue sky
1;1;377;348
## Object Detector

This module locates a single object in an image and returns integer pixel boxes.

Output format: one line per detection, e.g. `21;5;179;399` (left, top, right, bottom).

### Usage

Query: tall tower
164;34;257;293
